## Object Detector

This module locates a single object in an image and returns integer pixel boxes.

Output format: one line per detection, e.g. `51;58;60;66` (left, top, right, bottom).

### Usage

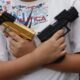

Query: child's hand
32;29;66;64
8;32;36;58
8;29;66;64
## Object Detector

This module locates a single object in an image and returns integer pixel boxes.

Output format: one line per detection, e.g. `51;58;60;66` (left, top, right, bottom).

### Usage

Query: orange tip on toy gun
0;12;35;40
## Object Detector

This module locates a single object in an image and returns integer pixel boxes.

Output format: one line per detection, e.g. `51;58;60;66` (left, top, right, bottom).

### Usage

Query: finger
59;50;66;57
57;37;65;45
3;28;10;37
55;50;66;60
9;44;15;54
10;38;17;47
60;43;66;51
55;43;66;52
10;42;16;52
8;31;23;42
10;43;17;56
9;49;14;55
52;29;64;40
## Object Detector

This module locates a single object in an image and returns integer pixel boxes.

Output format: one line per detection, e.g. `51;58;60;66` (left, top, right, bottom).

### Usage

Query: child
0;0;66;80
0;0;80;80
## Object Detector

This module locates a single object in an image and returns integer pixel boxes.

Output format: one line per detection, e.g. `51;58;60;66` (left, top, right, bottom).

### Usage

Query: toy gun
37;7;78;63
0;12;35;40
0;7;79;63
0;7;78;41
37;7;78;42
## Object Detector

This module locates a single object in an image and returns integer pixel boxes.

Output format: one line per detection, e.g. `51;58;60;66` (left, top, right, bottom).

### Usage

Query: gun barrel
2;22;35;40
0;12;35;40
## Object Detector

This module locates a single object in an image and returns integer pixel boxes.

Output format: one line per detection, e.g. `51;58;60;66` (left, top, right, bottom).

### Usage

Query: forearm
0;52;44;79
0;40;62;79
46;53;80;73
3;29;66;79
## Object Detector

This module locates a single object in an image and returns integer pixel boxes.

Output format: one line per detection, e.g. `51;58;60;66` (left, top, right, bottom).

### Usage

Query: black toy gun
37;7;78;42
37;7;78;63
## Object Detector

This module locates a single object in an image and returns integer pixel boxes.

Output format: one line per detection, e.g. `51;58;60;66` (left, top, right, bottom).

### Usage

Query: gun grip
63;26;70;36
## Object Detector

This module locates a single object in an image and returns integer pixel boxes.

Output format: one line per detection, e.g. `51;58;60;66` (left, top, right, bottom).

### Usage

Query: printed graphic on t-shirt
0;0;48;28
0;0;11;13
11;3;48;28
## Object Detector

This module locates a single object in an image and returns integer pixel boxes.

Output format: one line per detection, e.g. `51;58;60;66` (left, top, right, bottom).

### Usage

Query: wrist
32;42;55;65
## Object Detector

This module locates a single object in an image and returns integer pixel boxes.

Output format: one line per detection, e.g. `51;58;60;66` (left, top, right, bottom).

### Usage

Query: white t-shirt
0;0;80;80
0;31;8;61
